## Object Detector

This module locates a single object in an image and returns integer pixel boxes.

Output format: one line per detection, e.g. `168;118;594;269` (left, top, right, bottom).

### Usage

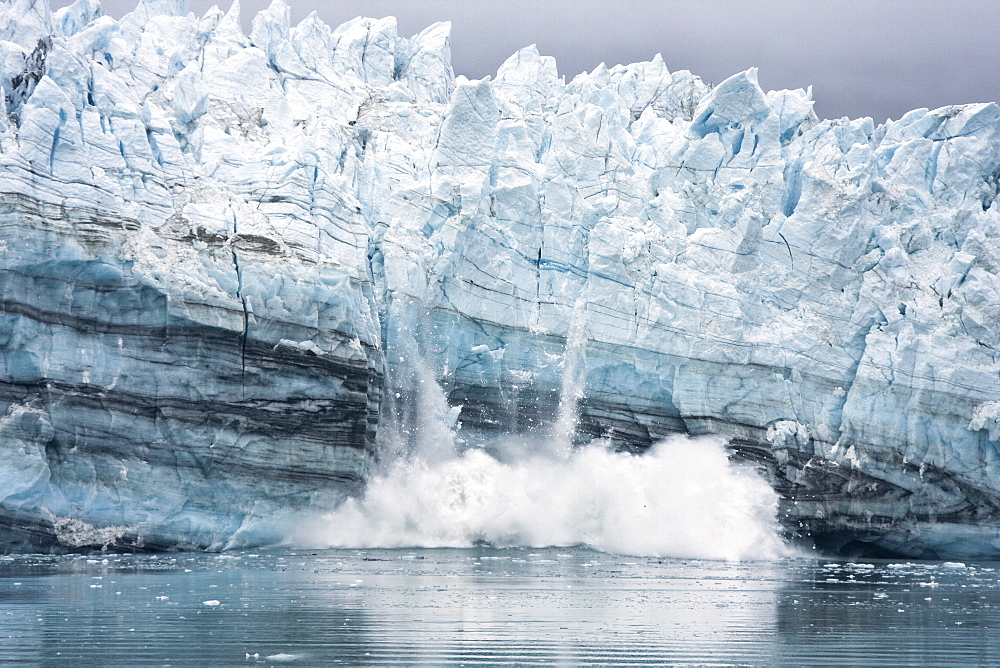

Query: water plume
294;298;786;561
293;435;786;561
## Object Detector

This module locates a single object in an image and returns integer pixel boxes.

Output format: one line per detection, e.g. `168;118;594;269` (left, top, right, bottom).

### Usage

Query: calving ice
0;0;999;558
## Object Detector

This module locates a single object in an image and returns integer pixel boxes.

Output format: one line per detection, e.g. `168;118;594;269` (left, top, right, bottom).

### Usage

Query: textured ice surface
1;0;999;556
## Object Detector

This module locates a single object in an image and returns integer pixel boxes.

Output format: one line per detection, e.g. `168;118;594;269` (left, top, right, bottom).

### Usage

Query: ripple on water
1;549;1000;665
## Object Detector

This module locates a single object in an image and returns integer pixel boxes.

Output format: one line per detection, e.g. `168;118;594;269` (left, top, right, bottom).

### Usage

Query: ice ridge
0;0;999;557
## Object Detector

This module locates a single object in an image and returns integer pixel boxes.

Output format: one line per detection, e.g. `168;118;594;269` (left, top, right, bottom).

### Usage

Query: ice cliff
1;0;1000;557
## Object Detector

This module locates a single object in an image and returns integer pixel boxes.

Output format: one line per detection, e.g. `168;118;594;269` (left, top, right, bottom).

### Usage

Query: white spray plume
292;435;786;561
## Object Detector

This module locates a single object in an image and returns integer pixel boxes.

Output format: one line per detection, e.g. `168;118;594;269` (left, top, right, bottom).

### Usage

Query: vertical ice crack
230;209;249;401
832;315;883;443
535;246;542;302
778;232;794;266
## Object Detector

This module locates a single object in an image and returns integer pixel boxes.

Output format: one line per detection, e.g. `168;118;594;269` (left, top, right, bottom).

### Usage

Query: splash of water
552;298;588;458
292;435;786;561
297;297;786;561
377;298;459;464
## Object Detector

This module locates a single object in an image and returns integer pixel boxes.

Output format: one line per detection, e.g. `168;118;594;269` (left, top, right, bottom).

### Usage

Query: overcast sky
48;0;1000;122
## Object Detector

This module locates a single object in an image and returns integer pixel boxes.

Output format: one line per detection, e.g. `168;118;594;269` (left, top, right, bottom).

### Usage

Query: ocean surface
2;547;999;666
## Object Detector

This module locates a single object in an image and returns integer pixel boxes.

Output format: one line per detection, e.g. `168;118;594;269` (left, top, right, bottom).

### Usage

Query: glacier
1;0;1000;557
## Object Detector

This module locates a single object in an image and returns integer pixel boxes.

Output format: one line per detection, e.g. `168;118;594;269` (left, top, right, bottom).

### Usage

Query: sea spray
293;436;786;560
295;296;787;561
552;298;588;458
378;297;460;464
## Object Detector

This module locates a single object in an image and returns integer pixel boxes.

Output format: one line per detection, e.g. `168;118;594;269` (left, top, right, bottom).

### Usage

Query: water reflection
774;561;1000;665
2;549;999;665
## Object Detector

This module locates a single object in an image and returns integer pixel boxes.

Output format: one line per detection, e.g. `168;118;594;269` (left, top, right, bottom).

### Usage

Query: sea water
2;548;1000;665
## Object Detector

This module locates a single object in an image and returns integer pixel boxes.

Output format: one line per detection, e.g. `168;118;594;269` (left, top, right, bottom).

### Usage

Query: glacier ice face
0;0;389;551
1;0;1000;557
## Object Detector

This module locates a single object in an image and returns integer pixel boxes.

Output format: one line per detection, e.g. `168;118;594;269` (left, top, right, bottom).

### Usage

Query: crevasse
1;0;999;558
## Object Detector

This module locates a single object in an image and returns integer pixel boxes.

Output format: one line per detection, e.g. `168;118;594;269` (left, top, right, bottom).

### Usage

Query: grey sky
48;0;1000;122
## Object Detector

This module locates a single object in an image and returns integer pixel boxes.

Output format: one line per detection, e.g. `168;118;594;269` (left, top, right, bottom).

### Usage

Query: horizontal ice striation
1;0;1000;556
0;0;404;551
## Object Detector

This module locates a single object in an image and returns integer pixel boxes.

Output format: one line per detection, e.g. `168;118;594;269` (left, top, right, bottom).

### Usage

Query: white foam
294;435;785;561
